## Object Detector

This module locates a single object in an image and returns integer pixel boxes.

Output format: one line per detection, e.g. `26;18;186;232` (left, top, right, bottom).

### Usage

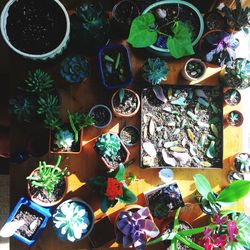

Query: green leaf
109;164;125;182
118;186;137;204
193;174;213;200
217;180;250;203
128;13;157;48
207;192;217;204
119;88;125;103
88;176;106;196
170;238;177;250
147;231;176;246
173;207;181;232
167;22;194;59
100;196;111;213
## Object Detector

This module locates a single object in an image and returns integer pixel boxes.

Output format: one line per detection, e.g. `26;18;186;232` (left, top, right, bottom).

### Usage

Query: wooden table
2;2;248;250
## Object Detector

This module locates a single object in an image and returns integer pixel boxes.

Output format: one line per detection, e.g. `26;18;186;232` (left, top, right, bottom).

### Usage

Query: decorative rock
143;156;155;167
156;8;167;19
159;169;174;183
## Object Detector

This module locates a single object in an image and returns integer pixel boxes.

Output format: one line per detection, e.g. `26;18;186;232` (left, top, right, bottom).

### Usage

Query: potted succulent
204;10;225;31
70;1;110;53
94;133;130;170
115;205;160;249
0;197;51;246
88;104;112;129
119;125;140;147
226;110;244;127
128;0;204;58
111;88;140;118
234;152;250;173
193;174;250;215
227;170;245;183
181;58;207;81
144;183;184;219
112;0;140;38
224;88;241;106
52;198;94;242
26;155;70;207
142;57;169;85
98;44;133;89
88;164;137;213
220;58;250;89
60;55;90;84
0;0;70;60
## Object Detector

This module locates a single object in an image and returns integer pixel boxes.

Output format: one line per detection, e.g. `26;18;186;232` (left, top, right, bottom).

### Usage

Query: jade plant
142;57;169;85
128;13;194;59
88;164;137;212
193;174;250;214
53;201;91;242
116;207;159;249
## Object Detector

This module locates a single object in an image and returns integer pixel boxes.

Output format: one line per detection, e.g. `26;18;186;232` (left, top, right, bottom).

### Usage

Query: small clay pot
234;152;250;173
224;88;241;106
119;125;139;147
226;110;244;127
182;58;206;81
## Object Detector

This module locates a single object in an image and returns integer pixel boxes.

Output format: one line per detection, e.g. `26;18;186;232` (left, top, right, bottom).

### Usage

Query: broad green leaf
100;196;111;213
167;22;194;59
216;180;250;203
110;164;125;182
128;13;157;48
193;174;213;200
173;207;181;232
118;186;137;204
87;176;106;196
207;192;217;204
170;238;177;250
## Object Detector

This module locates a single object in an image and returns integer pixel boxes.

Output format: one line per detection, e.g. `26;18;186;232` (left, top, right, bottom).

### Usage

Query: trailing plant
116;207;159;249
142;57;169;85
88;164;137;213
194;174;250;214
128;12;194;59
53;201;90;242
235;153;250;172
55;130;74;151
37;94;60;117
26;155;70;196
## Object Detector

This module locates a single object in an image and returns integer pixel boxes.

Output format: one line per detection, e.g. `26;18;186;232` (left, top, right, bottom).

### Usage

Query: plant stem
67;110;79;143
55;155;62;168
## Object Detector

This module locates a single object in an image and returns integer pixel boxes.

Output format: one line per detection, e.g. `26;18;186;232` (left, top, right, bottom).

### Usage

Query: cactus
95;133;121;159
37;94;60;117
142;58;169;85
55;130;74;150
53;201;90;242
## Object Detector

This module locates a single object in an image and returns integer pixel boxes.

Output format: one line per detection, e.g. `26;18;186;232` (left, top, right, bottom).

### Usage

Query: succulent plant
142;58;169;85
9;95;35;122
23;69;54;93
53;201;91;242
37;94;60;117
55;130;74;150
60;56;90;83
44;113;62;131
235;153;250;172
228;111;241;124
95;133;121;159
116;207;159;249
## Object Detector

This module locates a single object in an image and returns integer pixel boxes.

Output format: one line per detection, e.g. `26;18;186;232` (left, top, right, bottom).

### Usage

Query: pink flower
198;237;213;250
212;214;228;225
212;234;227;247
203;228;213;239
227;220;239;242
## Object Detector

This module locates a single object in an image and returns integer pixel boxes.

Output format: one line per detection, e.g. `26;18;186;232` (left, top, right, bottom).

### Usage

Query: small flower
212;234;227;247
203;228;213;239
212;214;228;225
227;220;239;242
105;177;123;200
198;236;213;250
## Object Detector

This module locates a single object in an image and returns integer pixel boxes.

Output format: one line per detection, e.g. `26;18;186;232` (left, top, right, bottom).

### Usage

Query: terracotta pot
233;152;250;173
111;88;140;118
27;165;68;207
226;110;244;127
224;88;241;106
181;58;206;81
119;125;140;147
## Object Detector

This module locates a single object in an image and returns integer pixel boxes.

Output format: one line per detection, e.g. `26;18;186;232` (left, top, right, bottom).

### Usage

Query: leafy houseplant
234;153;250;173
26;155;70;207
52;199;94;242
88;164;137;213
142;57;169;85
115;206;159;249
226;110;243;127
193;174;250;215
224;88;241;106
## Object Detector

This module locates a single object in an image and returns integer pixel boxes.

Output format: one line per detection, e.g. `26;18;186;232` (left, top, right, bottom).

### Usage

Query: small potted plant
193;174;250;215
234;152;250;173
181;58;206;81
220;58;250;89
111;88;140;118
204;10;225;31
142;57;169;85
119;125;140;147
88;104;112;129
226;110;244;127
224;88;241;106
52;198;94;242
26;155;70;207
60;55;90;84
227;170;245;183
0;197;51;246
94;133;130;170
98;44;133;89
115;205;160;249
88;164;137;213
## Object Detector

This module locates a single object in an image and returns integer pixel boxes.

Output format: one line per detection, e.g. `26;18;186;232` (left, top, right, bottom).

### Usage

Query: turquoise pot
142;0;204;57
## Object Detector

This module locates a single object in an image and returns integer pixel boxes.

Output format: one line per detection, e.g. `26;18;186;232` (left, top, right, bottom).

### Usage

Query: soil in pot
224;89;241;106
204;11;225;31
90;106;111;128
11;205;44;240
101;47;131;87
7;0;67;54
120;126;139;146
113;89;139;115
185;60;205;79
141;86;223;168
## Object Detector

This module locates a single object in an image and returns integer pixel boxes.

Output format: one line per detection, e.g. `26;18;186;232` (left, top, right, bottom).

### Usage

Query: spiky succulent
95;133;121;159
37;94;60;117
44;113;62;131
9;95;35;122
23;69;54;93
229;111;240;123
55;130;74;150
142;58;169;85
53;201;91;242
235;153;250;172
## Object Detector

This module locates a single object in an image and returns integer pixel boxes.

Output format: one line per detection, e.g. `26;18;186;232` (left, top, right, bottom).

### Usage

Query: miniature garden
0;0;250;249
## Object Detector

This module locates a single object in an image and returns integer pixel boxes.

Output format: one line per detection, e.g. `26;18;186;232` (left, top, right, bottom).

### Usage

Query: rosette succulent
116;207;159;249
235;153;250;172
142;58;169;85
60;56;90;83
53;201;91;242
55;130;74;151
